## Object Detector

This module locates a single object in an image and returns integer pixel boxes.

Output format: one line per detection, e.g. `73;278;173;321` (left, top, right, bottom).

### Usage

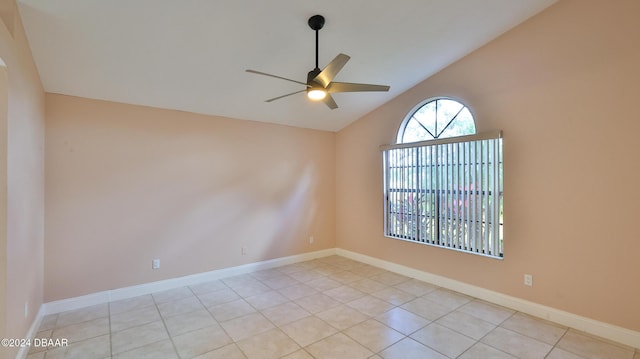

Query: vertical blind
381;131;503;259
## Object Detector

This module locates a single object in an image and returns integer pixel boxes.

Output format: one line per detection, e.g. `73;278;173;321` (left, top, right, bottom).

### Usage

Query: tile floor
27;255;639;359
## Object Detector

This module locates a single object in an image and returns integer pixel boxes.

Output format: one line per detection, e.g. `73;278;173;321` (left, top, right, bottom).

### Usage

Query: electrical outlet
524;274;533;287
24;302;28;318
309;236;314;244
241;246;247;255
152;259;160;269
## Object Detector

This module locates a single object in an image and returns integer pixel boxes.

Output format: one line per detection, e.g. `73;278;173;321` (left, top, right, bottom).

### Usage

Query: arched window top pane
397;98;476;143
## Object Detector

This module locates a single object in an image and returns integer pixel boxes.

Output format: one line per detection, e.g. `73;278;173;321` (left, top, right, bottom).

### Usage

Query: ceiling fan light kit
307;87;327;100
246;14;390;109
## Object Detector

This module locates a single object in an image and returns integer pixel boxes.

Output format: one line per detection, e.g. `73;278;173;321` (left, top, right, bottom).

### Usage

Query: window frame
382;98;504;259
397;97;477;144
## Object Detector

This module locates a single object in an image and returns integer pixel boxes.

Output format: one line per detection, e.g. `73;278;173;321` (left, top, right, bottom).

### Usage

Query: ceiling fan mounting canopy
245;14;390;110
308;14;325;31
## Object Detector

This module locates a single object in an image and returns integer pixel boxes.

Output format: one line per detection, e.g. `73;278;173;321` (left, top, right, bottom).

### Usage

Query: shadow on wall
158;162;318;267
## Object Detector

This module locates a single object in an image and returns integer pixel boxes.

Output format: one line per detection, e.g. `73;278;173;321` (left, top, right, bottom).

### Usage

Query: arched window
381;98;503;258
398;98;476;143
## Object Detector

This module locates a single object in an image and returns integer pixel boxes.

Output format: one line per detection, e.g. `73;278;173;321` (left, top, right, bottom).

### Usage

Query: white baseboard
20;246;638;357
16;305;46;359
42;248;336;315
17;249;331;358
336;248;640;349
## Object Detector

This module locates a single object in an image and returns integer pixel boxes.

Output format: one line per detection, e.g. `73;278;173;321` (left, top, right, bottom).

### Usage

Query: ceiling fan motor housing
307;68;322;85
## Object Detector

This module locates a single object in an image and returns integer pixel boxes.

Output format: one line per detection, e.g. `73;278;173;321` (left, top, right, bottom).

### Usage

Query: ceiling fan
246;15;390;110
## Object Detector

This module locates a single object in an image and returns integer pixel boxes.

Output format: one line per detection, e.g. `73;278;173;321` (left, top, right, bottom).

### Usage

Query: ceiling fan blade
327;82;390;93
322;94;338;109
246;69;308;86
265;89;306;102
314;53;350;88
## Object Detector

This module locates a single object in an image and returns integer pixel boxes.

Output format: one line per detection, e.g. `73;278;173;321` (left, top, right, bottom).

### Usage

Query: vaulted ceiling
18;0;557;131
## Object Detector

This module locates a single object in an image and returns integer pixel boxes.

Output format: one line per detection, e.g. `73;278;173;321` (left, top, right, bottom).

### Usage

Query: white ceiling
17;0;557;132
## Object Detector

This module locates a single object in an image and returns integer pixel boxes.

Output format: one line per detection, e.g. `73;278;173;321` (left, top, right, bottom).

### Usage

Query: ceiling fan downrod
308;15;325;71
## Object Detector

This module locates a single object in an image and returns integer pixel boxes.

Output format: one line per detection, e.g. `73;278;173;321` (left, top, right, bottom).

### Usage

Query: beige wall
336;0;640;332
45;94;335;301
0;2;46;358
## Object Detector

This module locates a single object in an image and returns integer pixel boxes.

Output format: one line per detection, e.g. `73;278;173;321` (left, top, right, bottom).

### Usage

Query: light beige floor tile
189;280;227;295
369;271;410;286
233;282;272;298
28;330;52;354
325;285;366;303
458;342;517;359
287;269;326;282
280;316;337;347
172;325;232;359
25;352;45;359
236;328;300;359
481;327;553;359
277;263;308;275
459;299;515;325
400;296;453;321
410;323;476;358
329;259;361;271
316;305;369;330
164;308;218;337
371;286;415;305
328;270;364;284
250;268;284;281
55;304;109;328
436;310;496;340
51;317;110;344
152;286;194;304
259;274;300;290
347;295;395;317
546;347;586;359
423;288;473;310
112;339;178;359
306;276;342;291
39;257;638;359
305;333;373;359
244;290;289;310
111;320;169;354
393;279;439;296
375;307;430;335
110;304;161;332
556;329;635;359
281;349;314;359
208;298;256;322
219;312;275;341
43;334;110;359
500;312;567;345
157;295;205;318
314;264;347;276
379;337;448;359
260;301;310;327
294;293;341;313
349;278;389;294
38;314;58;331
109;294;155;315
278;283;318;300
348;264;386;277
197;288;240;307
344;319;405;353
222;274;262;288
193;343;247;359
